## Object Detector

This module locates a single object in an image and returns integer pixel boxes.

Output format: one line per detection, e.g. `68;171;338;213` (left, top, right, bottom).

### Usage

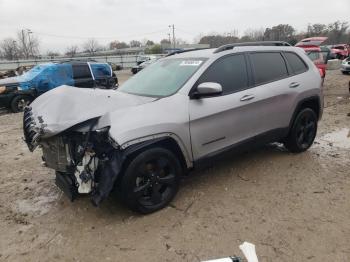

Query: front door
189;53;257;160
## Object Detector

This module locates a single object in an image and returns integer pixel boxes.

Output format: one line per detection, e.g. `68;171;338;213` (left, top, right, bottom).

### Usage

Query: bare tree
65;45;78;57
175;38;188;46
160;39;171;45
243;28;265;41
16;30;39;59
327;21;349;44
0;38;18;60
263;24;296;41
129;40;141;47
83;38;100;55
46;50;60;58
109;40;129;49
306;23;328;37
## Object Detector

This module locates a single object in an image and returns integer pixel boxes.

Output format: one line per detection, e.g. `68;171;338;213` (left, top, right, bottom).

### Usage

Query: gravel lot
0;70;349;262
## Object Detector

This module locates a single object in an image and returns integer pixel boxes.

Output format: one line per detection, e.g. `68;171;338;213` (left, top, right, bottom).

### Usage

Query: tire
284;108;318;153
120;147;182;214
10;95;32;113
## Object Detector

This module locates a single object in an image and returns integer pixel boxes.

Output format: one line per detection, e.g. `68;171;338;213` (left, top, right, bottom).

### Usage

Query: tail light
317;67;325;78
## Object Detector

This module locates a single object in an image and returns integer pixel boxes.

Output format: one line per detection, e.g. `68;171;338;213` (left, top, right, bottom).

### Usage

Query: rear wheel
120;147;182;214
284;108;318;153
10;95;32;113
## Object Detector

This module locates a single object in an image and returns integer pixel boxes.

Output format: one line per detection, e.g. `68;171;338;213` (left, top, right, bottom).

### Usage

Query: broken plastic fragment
239;242;259;262
202;257;242;262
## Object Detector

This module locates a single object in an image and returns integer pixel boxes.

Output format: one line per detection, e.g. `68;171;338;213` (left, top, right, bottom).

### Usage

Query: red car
295;37;329;78
330;44;349;59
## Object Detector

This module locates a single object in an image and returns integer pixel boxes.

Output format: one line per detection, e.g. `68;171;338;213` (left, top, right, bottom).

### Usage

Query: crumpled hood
30;85;157;136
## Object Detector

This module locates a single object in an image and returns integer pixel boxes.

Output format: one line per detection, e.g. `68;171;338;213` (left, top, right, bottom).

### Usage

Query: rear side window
284;52;308;74
250;52;288;85
90;64;112;79
72;64;91;79
197;54;248;95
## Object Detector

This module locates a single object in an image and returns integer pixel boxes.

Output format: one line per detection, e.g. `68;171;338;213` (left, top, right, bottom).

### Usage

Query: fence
0;54;164;71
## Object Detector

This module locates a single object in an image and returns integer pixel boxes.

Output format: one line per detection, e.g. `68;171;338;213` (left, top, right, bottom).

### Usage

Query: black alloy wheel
11;95;32;113
120;147;181;214
284;108;318;153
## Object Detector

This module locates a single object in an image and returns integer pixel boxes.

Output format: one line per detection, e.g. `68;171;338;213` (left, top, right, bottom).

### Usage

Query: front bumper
23;107;42;152
341;65;350;72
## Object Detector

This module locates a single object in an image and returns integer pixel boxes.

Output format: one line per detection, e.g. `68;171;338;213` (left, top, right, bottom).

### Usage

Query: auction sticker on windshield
180;60;203;66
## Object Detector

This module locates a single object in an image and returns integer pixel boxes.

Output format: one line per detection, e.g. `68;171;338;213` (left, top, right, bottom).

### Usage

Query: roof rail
57;59;98;63
214;41;291;54
165;48;209;57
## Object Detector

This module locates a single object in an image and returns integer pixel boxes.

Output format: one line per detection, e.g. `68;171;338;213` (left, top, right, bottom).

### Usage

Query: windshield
17;63;53;82
119;58;206;97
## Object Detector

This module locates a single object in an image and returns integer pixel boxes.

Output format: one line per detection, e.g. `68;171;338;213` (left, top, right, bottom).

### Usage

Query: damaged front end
23;106;123;206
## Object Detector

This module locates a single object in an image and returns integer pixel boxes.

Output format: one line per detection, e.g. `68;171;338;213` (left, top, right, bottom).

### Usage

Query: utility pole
27;29;33;58
169;24;176;50
168;33;171;46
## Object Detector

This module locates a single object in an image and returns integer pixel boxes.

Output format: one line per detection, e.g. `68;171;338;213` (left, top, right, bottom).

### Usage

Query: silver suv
24;42;323;213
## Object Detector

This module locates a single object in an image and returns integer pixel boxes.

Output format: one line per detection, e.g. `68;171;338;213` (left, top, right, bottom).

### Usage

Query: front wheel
10;95;32;113
284;108;318;153
120;147;182;214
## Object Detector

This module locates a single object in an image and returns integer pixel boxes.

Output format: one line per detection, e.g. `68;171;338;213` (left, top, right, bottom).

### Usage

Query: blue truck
0;61;117;112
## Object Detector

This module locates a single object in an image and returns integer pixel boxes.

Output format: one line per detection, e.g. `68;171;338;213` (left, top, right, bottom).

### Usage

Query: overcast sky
0;0;349;53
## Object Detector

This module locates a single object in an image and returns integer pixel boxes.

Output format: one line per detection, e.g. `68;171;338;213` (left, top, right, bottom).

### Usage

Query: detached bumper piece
23;107;40;152
55;172;78;201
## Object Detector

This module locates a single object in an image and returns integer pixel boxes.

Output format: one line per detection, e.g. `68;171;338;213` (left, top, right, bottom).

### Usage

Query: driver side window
197;54;249;95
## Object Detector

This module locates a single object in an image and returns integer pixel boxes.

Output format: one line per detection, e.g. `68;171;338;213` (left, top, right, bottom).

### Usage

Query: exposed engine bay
24;106;123;206
42;128;123;205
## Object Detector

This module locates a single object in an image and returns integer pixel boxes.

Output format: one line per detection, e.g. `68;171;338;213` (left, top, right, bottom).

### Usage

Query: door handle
289;82;300;88
240;94;255;101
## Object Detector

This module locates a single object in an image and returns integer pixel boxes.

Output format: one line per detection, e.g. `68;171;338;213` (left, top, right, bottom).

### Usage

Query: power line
176;27;195;36
33;28;170;40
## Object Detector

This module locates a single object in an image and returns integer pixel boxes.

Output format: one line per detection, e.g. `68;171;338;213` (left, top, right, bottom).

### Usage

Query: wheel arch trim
120;133;193;168
289;95;322;130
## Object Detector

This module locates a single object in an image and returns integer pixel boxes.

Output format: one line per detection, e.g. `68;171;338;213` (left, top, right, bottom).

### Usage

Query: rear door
72;64;94;88
247;51;299;135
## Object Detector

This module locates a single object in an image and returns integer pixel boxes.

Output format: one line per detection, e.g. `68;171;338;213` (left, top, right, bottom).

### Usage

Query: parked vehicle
136;55;157;65
108;62;123;71
295;37;329;78
24;42;323;213
330;44;349;59
341;57;350;74
131;59;157;74
0;61;117;112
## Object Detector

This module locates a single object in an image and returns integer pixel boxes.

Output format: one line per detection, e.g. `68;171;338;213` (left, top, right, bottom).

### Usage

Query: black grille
23;107;40;152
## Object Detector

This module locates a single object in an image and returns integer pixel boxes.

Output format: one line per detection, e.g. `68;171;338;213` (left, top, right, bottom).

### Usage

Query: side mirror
191;82;222;99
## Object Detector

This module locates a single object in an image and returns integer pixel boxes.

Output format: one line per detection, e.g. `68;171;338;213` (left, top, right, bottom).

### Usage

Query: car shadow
0;108;11;116
93;143;294;218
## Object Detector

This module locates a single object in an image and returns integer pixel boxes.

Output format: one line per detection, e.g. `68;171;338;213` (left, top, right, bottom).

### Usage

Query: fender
16;89;37;98
288;95;322;130
91;134;192;206
120;133;193;168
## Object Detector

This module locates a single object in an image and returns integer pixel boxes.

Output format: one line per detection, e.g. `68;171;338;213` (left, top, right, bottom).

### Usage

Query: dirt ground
0;70;349;262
